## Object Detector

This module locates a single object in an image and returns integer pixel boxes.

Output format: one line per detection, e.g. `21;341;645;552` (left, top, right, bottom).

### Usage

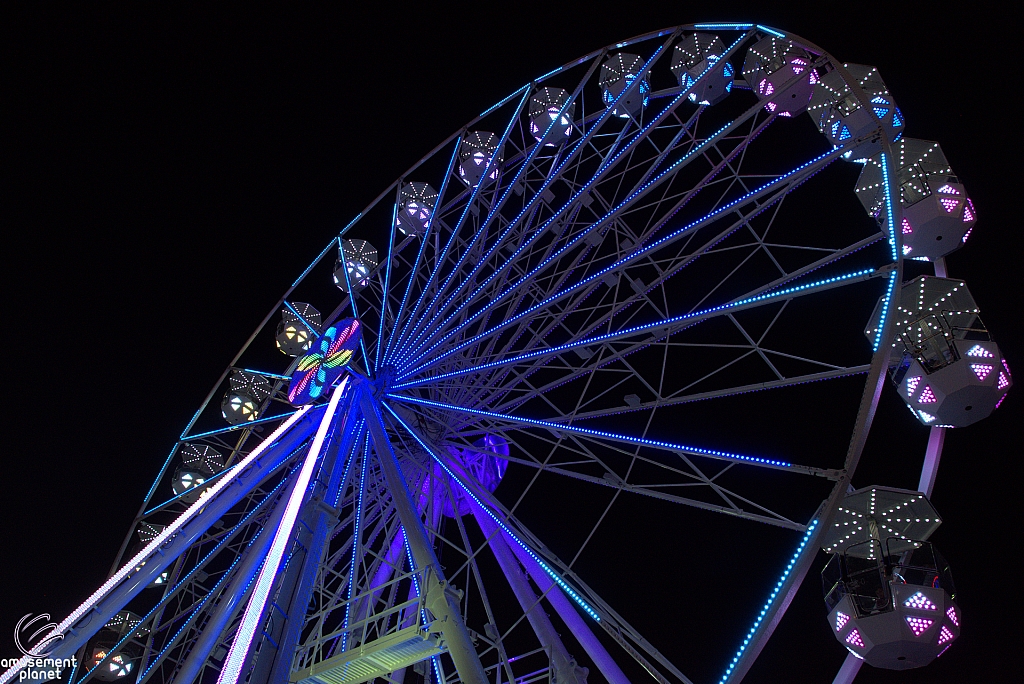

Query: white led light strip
0;403;318;684
217;378;349;684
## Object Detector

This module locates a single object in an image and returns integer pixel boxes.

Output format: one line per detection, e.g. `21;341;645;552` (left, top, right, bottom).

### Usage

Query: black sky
3;4;1020;683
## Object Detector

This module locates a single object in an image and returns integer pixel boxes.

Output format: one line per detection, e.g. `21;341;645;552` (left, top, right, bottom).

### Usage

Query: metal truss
4;23;936;684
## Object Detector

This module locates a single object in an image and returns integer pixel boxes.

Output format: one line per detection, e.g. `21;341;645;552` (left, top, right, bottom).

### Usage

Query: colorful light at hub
288;319;362;404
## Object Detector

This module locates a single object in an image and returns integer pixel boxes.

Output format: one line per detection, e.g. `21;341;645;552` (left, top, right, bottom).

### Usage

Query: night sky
3;4;1019;683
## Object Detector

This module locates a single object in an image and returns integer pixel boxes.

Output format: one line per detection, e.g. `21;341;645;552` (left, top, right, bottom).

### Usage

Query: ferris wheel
3;22;1010;684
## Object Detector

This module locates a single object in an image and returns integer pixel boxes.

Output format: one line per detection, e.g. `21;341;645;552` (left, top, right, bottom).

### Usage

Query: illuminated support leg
250;401;364;684
475;512;589;684
358;386;488;684
173;469;302;684
481;513;629;684
217;381;350;684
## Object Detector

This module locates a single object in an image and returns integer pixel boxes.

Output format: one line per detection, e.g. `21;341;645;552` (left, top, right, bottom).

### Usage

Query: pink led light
971;364;993;382
790;57;807;74
758;78;774;96
995;394;1007;409
961;225;974;243
919;386;937;403
809;69;819;84
966;345;994;358
836;611;850;631
939;197;960;213
845;629;865;647
946;606;959;627
937;625;955;645
936;184;960;195
904;592;937;610
764;101;777;112
903;244;913;256
997;372;1010;390
906;376;921;395
1002;358;1012;376
962;199;975;222
905;616;934;637
901;217;913;234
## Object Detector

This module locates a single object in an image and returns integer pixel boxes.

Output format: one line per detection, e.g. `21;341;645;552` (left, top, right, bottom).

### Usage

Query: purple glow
996;394;1007;409
946;606;959;627
758;78;774;96
901;217;913;234
919;386;937;403
936;184;960;195
905;616;934;637
966;345;994;358
937;625;955;645
845;629;865;648
902;244;913;256
904;592;937;610
970;364;993;382
906;376;921;395
939;197;960;213
836;611;850;631
997;372;1010;390
429;435;509;517
1002;359;1012;376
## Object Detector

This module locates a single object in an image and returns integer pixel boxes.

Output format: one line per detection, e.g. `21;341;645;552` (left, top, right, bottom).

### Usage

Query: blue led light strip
384;404;601;620
398;144;844;377
879;153;899;262
385;395;791;468
394;268;875;387
292;237;340;288
340;431;370;655
719;519;818;683
182;410;300;441
393;45;676;367
133;469;299;681
418;87;540;336
755;25;786;38
242;368;293;381
694;23;753;29
400;527;442;684
395;115;728;373
871;153;900;352
381;137;462;367
480;84;530;118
